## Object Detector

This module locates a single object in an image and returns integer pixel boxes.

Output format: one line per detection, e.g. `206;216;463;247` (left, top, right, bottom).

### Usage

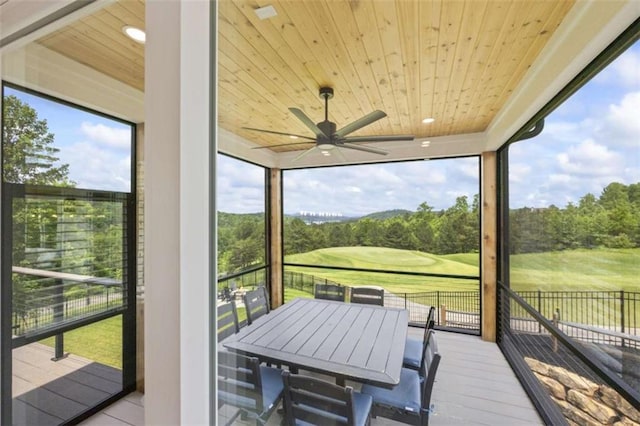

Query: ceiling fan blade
334;146;348;162
340;142;388;155
251;141;315;149
335;110;387;138
289;108;327;138
291;147;317;163
242;127;316;141
345;134;415;143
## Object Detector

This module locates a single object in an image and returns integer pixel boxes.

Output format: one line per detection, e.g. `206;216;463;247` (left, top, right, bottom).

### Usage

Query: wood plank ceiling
35;0;575;153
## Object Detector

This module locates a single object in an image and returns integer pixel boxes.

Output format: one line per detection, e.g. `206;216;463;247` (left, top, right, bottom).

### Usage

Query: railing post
437;291;441;325
440;304;447;327
51;278;67;361
538;290;542;334
404;293;407;310
620;290;625;348
52;334;66;361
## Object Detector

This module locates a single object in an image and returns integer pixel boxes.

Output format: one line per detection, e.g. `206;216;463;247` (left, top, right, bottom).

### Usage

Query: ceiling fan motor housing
317;120;337;141
319;87;334;99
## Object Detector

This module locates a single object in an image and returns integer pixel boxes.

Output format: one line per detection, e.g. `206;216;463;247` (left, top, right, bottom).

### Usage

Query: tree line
219;182;640;274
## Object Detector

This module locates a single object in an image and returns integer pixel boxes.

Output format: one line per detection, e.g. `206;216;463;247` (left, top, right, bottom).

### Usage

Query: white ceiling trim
1;0;115;53
2;42;144;122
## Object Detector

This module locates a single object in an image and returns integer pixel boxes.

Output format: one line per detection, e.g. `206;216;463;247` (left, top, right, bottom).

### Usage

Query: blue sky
5;42;637;214
4;86;133;193
508;42;640;208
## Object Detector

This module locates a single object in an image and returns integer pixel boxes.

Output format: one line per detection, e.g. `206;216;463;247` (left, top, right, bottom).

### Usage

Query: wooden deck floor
218;329;542;425
12;343;123;425
78;330;542;425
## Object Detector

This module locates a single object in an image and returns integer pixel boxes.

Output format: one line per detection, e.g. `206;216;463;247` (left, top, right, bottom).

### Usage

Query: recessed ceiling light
123;26;146;44
255;5;277;20
421;140;431;147
289;135;298;139
422;117;435;124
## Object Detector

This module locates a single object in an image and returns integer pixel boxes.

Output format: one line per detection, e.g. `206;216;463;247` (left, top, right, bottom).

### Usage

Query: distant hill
359;209;413;220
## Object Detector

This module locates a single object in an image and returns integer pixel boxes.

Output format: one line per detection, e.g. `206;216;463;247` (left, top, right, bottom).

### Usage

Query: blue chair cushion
361;368;421;413
218;365;283;415
352;391;374;426
403;337;422;369
293;391;373;426
259;365;285;412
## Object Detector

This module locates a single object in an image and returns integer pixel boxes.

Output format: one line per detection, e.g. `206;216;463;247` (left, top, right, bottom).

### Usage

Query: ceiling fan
244;87;415;162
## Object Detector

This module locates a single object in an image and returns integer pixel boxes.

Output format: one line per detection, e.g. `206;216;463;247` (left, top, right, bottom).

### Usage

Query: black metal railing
282;267;481;333
217;265;268;301
517;290;640;345
498;282;640;425
12;278;124;337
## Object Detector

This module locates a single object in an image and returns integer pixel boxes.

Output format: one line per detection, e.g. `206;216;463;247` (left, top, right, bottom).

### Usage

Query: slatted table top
223;297;408;387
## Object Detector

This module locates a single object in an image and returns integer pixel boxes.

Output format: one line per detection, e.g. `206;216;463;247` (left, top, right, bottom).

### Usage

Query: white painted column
145;1;212;425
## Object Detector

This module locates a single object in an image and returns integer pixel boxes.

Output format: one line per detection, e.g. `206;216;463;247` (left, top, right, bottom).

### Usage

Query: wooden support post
440;305;447;327
552;309;560;353
269;169;283;308
481;152;497;342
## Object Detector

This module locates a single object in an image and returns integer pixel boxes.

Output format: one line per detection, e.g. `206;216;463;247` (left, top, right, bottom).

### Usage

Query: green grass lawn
285;247;480;293
509;248;639;292
42;315;123;369
286;246;639;293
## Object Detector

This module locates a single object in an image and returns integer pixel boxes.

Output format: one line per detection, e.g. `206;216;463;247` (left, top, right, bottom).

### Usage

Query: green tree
2;95;73;185
411;202;436;253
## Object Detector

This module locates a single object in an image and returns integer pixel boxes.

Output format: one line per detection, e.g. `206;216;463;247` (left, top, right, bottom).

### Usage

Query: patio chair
361;330;441;426
217;300;240;342
350;287;384;306
281;370;373;426
243;286;270;325
314;283;346;302
403;306;435;370
217;351;284;426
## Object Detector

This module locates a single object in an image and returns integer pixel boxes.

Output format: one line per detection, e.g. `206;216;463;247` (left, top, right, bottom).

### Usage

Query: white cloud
556;139;624;177
611;49;640;88
598;91;640;147
58;142;131;192
508;163;531;183
80;122;131;150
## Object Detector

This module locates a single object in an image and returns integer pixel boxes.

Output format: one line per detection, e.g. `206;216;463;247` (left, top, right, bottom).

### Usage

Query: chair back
420;306;436;347
218;351;263;412
314;283;346;301
350;287;384;306
282;370;358;425
243;286;270;325
217;300;239;341
419;330;441;424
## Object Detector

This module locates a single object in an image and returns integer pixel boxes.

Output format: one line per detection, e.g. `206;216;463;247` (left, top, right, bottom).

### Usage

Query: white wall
145;1;212;424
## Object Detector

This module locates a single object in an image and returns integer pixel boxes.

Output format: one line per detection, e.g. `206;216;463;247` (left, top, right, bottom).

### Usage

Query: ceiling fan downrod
319;87;333;123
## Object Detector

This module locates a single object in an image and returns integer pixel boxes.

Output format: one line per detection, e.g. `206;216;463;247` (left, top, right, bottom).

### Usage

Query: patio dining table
223;297;408;388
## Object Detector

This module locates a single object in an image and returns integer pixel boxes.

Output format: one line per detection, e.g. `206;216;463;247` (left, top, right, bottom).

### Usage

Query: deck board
12;343;123;425
77;330;543;426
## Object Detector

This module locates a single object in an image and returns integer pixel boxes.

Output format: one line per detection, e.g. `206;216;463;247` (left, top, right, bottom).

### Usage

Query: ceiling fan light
317;143;335;150
321;151;331;156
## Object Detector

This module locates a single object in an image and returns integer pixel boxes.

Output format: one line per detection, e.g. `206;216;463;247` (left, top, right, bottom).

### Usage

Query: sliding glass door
1;84;137;425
